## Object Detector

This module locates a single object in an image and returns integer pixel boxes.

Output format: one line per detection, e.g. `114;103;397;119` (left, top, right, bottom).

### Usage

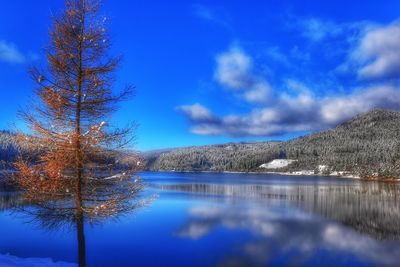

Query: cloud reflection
176;203;400;267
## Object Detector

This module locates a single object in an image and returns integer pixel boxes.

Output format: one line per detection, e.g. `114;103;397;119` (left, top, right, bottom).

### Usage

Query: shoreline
146;169;360;179
263;171;360;179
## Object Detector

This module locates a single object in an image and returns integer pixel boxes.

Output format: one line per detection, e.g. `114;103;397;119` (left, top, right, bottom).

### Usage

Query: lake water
0;172;400;267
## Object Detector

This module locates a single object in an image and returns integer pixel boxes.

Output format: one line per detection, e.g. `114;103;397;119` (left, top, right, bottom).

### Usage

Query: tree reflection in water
153;179;400;266
158;181;400;240
15;175;153;267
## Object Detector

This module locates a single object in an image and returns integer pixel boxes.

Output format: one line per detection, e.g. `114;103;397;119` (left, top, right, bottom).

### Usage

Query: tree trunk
76;210;86;267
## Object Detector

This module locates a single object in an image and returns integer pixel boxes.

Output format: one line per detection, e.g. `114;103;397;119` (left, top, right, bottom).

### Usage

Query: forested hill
145;109;400;178
143;142;282;172
2;109;400;178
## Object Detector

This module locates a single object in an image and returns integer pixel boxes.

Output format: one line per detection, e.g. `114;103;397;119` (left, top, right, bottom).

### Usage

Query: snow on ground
259;159;297;169
329;171;359;178
0;253;76;267
259;162;360;178
318;165;328;172
288;170;315;175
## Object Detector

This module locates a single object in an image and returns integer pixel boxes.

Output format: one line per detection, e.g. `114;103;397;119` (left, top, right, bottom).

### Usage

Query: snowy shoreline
146;169;361;180
258;159;360;179
262;170;360;179
0;253;76;267
149;159;362;180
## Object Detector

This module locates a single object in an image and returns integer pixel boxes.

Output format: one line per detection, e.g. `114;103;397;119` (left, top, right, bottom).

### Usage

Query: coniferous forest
145;109;400;179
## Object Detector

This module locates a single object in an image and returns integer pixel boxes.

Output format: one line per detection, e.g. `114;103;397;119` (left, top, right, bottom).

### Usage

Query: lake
0;172;400;267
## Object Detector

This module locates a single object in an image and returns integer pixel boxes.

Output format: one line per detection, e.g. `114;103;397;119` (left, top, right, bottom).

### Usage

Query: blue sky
1;0;400;150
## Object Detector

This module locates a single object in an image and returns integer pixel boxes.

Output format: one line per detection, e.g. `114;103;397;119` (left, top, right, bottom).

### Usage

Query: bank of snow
259;160;359;179
0;253;76;267
259;159;297;169
267;170;359;179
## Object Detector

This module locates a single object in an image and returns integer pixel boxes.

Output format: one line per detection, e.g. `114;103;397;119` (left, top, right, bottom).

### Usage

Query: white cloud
244;83;271;104
214;47;271;104
321;85;400;123
179;27;400;137
180;84;400;137
215;47;253;89
176;103;216;123
0;40;26;64
353;21;400;79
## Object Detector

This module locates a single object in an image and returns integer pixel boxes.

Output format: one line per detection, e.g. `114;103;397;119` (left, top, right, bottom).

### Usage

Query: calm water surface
0;172;400;266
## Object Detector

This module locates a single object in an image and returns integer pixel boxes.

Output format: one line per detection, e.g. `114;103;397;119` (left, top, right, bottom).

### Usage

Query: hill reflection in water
155;179;400;240
147;172;400;266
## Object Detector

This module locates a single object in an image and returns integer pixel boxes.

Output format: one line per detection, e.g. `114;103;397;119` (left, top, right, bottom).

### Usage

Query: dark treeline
146;109;400;178
145;142;282;172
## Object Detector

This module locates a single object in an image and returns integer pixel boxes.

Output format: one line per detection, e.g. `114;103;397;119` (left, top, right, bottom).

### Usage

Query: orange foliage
15;0;137;211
